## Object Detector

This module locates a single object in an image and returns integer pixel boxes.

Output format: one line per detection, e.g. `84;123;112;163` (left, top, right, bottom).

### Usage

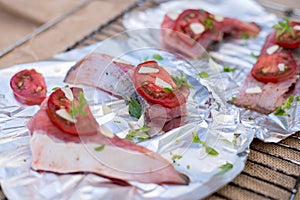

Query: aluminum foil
0;0;296;199
123;0;300;143
0;30;254;200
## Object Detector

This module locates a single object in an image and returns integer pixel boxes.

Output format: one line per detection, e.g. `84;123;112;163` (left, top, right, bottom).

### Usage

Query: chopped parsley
240;32;250;40
197;71;210;78
231;96;237;101
203;17;214;30
164;87;173;94
272;18;295;39
250;52;259;59
223;65;236;72
171;72;193;89
128;98;142;119
52;86;60;91
125;125;150;143
152;54;164;61
248;117;254;120
94;144;105;151
218;162;233;175
69;91;88;119
296;95;300;102
186;165;191;170
172;154;183;161
273;95;295;117
192;132;219;156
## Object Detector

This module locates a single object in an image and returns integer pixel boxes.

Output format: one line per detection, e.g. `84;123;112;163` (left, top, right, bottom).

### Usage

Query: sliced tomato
275;21;300;49
10;69;47;105
47;87;98;136
251;51;297;83
174;9;224;46
133;60;186;108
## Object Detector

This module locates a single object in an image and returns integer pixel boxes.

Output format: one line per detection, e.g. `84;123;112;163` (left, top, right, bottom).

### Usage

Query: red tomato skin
10;69;47;105
251;51;297;83
275;21;300;49
47;87;98;136
133;60;186;108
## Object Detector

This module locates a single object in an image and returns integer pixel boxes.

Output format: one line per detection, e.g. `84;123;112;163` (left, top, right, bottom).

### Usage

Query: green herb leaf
240;32;250;40
203;17;213;30
69;91;88;119
152;54;163;61
192;132;204;144
205;146;219;156
94;144;105;151
274;106;289;117
171;72;193;89
186;165;190;170
128;98;142;119
197;71;210;78
172;154;183;161
52;87;60;91
296;95;300;102
250;52;259;59
223;65;236;73
272;18;295;39
164;87;173;94
218;162;233;175
231;96;237;101
248;117;254;120
125;125;150;143
283;95;294;109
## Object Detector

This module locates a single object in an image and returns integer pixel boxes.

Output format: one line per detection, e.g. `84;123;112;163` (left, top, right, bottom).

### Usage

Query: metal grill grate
64;1;300;199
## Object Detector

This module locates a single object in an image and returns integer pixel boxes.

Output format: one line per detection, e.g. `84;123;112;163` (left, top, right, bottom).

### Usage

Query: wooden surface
0;0;136;68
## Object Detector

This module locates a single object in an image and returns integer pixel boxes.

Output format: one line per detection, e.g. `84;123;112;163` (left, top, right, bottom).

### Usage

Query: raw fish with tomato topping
230;19;300;114
27;87;189;185
161;9;260;58
64;53;192;134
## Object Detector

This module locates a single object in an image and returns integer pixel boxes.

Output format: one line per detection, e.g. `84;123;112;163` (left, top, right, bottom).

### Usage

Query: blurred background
0;0;299;68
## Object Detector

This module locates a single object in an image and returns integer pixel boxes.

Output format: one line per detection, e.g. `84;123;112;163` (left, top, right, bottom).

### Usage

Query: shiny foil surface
0;0;298;199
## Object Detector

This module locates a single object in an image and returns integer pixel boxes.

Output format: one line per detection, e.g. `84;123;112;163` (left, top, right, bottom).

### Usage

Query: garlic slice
245;86;262;94
56;109;77;123
155;77;172;89
138;66;159;74
61;87;74;101
266;45;279;55
190;23;205;34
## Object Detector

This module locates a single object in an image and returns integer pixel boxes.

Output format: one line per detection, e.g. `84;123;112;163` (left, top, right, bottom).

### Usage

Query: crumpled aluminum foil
0;0;296;199
123;0;300;143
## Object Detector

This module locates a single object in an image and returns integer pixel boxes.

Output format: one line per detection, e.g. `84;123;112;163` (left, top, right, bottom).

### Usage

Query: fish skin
64;53;135;99
27;101;189;185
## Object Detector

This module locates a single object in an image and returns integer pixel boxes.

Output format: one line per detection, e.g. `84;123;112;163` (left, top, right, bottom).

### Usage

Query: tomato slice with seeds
133;60;186;108
47;87;98;136
251;51;297;83
174;9;223;46
10;69;47;105
275;21;300;49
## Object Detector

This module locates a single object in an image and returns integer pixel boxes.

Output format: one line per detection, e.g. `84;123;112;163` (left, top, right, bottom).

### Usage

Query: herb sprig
125;125;150;143
197;71;210;78
218;162;233;175
69;91;88;119
272;18;295;39
192;133;219;156
223;65;236;73
171;72;193;89
274;95;300;117
128;98;142;119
